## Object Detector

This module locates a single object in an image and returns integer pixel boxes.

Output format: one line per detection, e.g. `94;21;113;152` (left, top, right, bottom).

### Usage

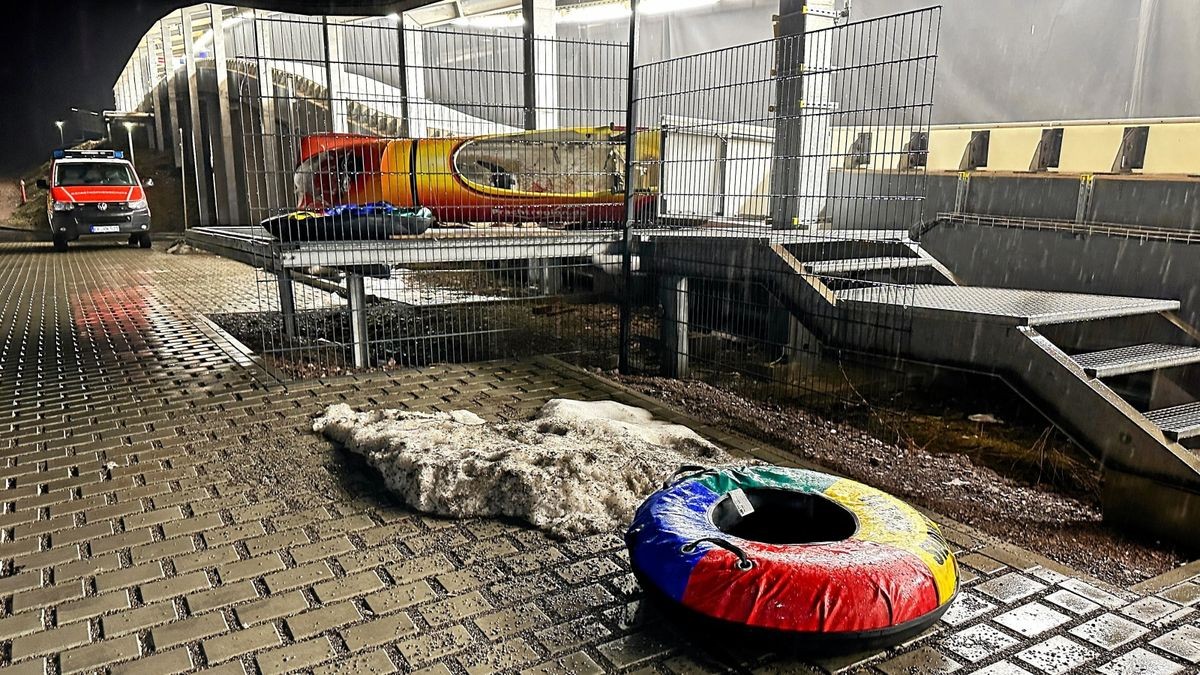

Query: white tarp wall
850;0;1200;124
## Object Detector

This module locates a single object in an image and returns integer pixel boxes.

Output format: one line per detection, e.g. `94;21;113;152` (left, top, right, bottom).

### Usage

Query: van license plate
91;225;120;233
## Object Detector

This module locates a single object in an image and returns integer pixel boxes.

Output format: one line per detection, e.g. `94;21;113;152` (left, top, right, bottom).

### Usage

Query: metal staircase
758;233;1200;549
642;229;1200;546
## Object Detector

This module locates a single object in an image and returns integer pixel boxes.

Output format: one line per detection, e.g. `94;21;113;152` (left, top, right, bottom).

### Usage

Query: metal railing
939;212;1200;245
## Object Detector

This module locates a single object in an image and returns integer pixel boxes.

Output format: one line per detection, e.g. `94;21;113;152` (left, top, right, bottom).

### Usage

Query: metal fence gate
193;5;940;405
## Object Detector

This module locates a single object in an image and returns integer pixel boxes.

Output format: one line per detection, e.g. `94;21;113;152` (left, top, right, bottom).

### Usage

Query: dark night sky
0;0;411;175
0;1;178;175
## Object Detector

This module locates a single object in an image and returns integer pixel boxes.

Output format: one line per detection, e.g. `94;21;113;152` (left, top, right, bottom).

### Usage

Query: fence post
768;1;806;229
618;0;640;375
660;276;689;378
347;273;369;368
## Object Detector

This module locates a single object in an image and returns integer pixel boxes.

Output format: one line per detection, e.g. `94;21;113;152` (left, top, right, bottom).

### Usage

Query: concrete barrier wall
1088;179;1200;231
922;220;1200;329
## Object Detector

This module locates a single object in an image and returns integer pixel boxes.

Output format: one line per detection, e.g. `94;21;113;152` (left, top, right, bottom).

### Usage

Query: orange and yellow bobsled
294;126;661;225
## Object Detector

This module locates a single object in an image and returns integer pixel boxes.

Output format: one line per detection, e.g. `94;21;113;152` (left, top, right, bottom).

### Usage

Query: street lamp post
55;121;65;146
123;122;136;167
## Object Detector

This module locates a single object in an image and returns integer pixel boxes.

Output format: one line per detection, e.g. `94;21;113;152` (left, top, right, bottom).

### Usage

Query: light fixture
642;0;720;14
451;13;524;29
385;12;400;22
556;3;631;24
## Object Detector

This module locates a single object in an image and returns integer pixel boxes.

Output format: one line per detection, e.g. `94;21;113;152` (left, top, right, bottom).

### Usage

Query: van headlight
128;199;148;211
52;202;75;211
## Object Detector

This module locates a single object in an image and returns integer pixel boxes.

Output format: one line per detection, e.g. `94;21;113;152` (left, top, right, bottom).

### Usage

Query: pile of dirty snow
313;398;733;537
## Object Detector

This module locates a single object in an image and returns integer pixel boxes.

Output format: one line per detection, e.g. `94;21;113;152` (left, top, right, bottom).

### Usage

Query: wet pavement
0;240;1198;674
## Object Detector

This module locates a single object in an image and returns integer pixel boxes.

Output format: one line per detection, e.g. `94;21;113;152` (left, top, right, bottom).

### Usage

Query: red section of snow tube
681;539;939;633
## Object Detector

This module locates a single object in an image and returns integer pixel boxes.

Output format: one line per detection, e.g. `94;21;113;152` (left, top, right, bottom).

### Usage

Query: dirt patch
610;373;1189;586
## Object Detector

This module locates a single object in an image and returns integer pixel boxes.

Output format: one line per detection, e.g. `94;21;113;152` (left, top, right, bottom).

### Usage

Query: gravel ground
610;373;1189;586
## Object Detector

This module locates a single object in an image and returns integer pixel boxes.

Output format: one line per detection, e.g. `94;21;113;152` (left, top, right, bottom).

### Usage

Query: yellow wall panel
1142;123;1200;175
980;127;1043;172
1056;126;1123;174
927;129;974;172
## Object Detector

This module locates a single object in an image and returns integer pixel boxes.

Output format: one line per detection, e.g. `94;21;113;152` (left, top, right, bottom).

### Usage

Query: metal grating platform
836;285;1180;326
804;256;933;274
1144;401;1200;441
1072;343;1200;378
187;226;622;268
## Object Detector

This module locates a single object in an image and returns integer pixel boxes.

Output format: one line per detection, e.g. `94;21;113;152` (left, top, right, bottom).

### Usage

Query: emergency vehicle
37;149;152;251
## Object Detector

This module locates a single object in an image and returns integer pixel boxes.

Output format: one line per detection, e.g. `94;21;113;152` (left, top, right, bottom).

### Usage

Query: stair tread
836;285;1180;326
1145;401;1200;440
804;257;932;274
1072;343;1200;377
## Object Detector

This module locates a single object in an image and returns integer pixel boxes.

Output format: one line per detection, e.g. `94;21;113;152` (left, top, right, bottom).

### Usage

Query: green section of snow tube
694;466;838;496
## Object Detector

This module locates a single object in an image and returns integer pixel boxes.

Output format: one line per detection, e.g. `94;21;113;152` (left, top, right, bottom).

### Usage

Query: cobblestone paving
0;242;1198;674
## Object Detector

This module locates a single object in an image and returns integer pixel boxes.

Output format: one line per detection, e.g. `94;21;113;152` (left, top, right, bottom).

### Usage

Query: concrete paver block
1014;635;1096;674
1097;647;1186;675
1150;624;1200;663
993;601;1071;637
942;624;1022;663
1069;613;1151;650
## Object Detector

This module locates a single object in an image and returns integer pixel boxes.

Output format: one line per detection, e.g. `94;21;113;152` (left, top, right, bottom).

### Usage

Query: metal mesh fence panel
212;12;633;375
626;7;941;407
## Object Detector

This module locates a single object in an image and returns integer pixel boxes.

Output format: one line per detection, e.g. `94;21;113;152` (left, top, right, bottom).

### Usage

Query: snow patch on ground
313;399;733;537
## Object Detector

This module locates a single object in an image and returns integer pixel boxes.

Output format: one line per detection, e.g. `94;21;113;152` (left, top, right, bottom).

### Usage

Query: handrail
936;212;1200;245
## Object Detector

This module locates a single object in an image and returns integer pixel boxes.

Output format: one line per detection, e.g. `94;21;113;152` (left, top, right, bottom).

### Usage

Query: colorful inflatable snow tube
626;466;958;650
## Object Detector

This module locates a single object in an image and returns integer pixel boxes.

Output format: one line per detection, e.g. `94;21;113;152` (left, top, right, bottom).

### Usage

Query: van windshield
55;162;136;186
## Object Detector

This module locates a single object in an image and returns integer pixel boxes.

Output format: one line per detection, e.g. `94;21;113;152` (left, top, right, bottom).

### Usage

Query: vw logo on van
97;203;109;211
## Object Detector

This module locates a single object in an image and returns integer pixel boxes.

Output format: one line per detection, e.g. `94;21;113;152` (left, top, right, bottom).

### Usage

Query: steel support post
953;171;971;213
322;17;349;134
401;15;427;137
528;258;562;295
210;3;243;225
768;1;806;229
145;41;165;152
660;276;689;378
277;269;298;340
1075;173;1094;223
618;0;640;374
160;17;183;168
522;0;558;131
346;274;370;368
395;18;411;137
252;11;285;212
182;8;214;226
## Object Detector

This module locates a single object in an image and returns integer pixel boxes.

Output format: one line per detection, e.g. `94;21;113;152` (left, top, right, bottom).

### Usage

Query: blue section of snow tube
626;479;722;602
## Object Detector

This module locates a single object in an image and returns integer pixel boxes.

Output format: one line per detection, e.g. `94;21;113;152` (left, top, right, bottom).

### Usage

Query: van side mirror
143;178;154;188
36;179;49;190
